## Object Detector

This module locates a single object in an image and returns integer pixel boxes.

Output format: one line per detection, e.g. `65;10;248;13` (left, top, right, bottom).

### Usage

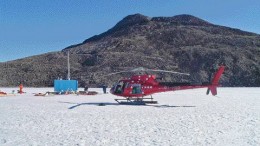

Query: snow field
0;87;259;146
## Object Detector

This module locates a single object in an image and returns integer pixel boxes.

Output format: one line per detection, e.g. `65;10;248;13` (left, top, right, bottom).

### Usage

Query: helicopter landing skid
115;97;158;105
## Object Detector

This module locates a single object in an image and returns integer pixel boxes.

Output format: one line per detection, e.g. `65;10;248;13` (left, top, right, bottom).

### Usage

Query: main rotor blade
131;67;146;72
103;71;132;77
145;69;190;76
103;67;146;77
103;67;189;77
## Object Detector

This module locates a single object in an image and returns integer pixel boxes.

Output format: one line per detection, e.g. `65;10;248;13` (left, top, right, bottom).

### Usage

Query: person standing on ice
102;84;107;94
19;83;23;94
84;85;89;93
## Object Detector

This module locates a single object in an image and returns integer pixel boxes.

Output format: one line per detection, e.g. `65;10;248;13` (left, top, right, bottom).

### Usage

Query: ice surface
0;87;259;146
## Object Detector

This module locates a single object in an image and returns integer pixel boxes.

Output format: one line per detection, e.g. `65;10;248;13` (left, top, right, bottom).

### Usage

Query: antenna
67;51;70;80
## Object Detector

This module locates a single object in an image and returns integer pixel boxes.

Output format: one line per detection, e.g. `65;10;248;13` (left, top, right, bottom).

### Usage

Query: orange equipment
19;84;23;94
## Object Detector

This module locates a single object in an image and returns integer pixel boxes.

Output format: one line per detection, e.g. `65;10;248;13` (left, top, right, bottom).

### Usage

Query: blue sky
1;0;260;62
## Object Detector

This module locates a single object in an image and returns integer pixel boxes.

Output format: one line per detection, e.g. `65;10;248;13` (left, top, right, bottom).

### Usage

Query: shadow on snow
59;101;196;109
152;105;196;108
58;101;120;109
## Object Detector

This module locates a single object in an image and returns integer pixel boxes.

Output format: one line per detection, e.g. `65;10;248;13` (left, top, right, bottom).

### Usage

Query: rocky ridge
1;14;260;87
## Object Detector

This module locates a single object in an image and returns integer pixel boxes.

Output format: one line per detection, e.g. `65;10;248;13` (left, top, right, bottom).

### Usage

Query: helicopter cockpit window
115;85;122;93
122;82;128;92
132;84;142;94
115;81;124;94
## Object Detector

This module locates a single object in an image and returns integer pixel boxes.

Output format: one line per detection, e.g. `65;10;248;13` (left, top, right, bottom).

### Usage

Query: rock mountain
1;14;260;87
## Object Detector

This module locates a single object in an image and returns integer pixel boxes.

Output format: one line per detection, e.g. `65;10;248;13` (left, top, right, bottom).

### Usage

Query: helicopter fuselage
110;66;225;98
110;74;208;98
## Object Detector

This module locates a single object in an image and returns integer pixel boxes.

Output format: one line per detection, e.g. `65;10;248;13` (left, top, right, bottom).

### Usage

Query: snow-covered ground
0;87;259;146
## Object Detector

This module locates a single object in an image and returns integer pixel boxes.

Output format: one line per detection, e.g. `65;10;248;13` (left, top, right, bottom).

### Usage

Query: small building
54;80;78;92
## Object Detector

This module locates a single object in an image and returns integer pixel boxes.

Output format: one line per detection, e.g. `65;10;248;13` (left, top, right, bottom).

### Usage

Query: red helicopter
109;66;225;105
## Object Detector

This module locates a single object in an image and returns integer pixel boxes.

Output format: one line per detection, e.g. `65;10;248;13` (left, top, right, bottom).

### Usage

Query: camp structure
54;51;78;93
54;80;78;92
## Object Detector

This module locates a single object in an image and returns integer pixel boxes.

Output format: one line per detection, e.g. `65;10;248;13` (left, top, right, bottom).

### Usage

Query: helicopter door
132;84;142;94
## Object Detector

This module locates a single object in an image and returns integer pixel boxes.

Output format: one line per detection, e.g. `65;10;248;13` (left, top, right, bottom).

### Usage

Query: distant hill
1;14;260;87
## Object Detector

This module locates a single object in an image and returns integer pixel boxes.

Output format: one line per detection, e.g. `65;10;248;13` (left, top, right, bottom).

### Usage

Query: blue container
54;80;78;92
